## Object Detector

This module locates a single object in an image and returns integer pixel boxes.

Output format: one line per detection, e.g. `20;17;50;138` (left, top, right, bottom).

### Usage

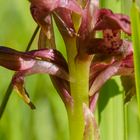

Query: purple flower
0;1;134;113
86;9;133;109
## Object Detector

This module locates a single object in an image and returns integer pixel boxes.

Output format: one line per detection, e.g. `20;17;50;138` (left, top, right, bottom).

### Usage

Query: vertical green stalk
131;2;140;119
64;37;91;140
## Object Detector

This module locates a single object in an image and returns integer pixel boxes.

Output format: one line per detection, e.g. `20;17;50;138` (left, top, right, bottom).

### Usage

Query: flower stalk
65;37;91;140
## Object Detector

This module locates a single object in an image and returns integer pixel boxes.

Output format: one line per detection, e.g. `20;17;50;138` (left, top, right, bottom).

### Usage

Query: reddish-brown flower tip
0;46;35;71
94;9;131;35
12;75;36;109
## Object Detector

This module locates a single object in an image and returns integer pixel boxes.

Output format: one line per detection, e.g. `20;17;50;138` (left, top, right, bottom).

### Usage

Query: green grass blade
98;79;124;140
126;98;140;140
131;2;140;119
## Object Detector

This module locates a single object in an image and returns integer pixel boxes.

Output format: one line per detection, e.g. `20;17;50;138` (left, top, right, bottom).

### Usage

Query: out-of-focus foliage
0;1;68;140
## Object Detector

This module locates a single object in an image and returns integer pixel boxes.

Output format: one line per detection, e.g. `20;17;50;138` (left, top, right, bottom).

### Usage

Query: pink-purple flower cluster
0;0;134;112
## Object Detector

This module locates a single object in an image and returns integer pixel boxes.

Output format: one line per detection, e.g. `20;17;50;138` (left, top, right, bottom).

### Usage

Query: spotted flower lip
76;7;132;60
85;8;132;57
86;39;132;56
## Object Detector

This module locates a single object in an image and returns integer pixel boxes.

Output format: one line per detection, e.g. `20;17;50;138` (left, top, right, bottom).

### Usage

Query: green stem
0;83;13;118
64;37;91;140
25;25;40;51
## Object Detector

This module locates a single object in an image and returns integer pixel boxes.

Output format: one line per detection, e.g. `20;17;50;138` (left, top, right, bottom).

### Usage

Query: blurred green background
0;1;68;140
0;0;140;140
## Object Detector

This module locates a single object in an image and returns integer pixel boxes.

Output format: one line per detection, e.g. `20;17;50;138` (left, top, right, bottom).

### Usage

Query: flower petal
1;46;71;108
51;76;73;107
53;8;76;37
27;48;68;71
21;60;69;80
30;0;81;17
78;0;99;38
89;92;99;112
89;61;121;96
117;53;134;76
83;103;99;140
38;29;48;49
4;46;70;108
0;46;69;80
12;75;36;109
37;28;72;106
30;0;81;36
0;46;35;71
94;9;131;35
